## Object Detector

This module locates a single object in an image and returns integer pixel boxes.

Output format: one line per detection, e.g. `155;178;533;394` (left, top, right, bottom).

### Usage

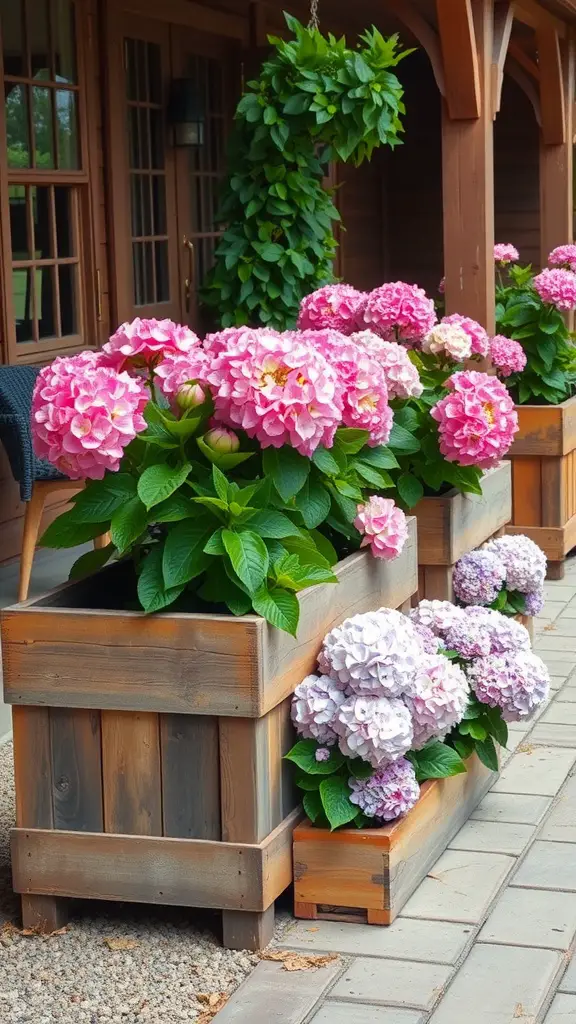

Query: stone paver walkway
219;557;576;1024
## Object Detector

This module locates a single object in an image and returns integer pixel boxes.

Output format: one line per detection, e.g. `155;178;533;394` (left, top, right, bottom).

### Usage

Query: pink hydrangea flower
32;353;147;480
349;758;420;821
533;268;576;311
207;330;343;456
354;497;409;561
204;325;278;356
422;322;472;361
489;335;527;378
409;600;464;637
154;348;210;398
350;332;423;399
359;282;437;347
103;318;201;368
430;370;518;468
297;284;366;333
318;609;421;698
548;244;576;271
291;674;348;746
467;650;550;722
494;244;519;265
438;277;445;295
336;695;414;768
404;654;469;748
442;314;490;358
327;340;393;446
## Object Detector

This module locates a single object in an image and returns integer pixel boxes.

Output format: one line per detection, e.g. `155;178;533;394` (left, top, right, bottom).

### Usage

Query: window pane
30;0;51;80
5;84;30;168
2;0;26;77
56;89;78;168
31;186;53;258
148;43;161;104
150;108;163;169
133;242;143;305
13;268;34;342
52;0;76;83
9;185;30;259
155;241;169;302
131;176;143;237
139;108;151;169
152;176;166;235
59;264;77;335
128;107;140;169
125;39;138;102
37;267;56;338
33;85;55;168
137;40;148;103
54;186;73;256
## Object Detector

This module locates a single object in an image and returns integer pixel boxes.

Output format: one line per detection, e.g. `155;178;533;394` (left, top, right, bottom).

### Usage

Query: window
1;0;92;362
187;55;227;289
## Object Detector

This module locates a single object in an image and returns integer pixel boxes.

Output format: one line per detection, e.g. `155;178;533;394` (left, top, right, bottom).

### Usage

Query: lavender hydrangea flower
291;674;348;745
413;623;442;654
318;609;421;698
484;535;547;593
463;606;531;654
336;695;414;768
349;758;420;821
453;549;506;606
525;590;545;616
315;747;331;762
409;600;465;638
404;655;470;748
444;615;492;659
467;650;550;722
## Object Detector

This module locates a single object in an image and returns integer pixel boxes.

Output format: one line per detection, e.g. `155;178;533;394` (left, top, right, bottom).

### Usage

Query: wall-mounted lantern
167;79;205;147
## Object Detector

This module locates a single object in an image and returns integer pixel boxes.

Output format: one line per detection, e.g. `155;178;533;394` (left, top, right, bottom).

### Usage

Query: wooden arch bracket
537;23;566;145
436;0;481;119
492;2;515;117
506;55;542;125
384;0;446;96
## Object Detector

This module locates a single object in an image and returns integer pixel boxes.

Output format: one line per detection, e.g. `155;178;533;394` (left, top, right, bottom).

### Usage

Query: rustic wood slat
436;0;481;119
101;711;162;836
21;893;68;934
219;716;275;845
50;709;103;832
541;457;564;528
160;715;221;839
509;398;576;456
512;457;542;527
506;517;576;561
12;707;53;829
11;809;299;913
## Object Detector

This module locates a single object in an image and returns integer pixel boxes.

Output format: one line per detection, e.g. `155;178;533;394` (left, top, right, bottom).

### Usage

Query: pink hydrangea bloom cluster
431;370;518;468
489;335;527;378
548;245;576;271
453;550;506;606
467;650;550;722
405;655;469;748
494;244;519;265
482;533;546;614
154;348;210;399
291;674;348;746
409;600;463;636
533;268;576;311
359;281;437;346
350;331;423;399
441;314;490;358
354;496;409;561
103;317;201;368
422;322;471;362
326;340;393;445
465;607;531;656
32;352;147;480
297;284;366;333
349;758;420;821
412;602;530;661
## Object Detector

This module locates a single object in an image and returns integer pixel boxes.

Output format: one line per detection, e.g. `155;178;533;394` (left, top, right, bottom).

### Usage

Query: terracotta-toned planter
1;521;418;950
293;753;494;926
505;396;576;579
412;461;512;600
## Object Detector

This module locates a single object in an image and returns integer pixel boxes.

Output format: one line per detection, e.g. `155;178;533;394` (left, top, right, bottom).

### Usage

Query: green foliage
496;263;576;405
446;694;508;768
201;14;410;327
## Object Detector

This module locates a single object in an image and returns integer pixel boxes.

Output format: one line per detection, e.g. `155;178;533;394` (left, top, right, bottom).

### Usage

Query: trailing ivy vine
201;13;410;328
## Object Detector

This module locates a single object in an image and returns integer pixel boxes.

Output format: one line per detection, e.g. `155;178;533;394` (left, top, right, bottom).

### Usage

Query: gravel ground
0;740;260;1024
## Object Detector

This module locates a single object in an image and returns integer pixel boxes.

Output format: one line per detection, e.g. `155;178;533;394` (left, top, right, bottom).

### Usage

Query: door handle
183;236;195;311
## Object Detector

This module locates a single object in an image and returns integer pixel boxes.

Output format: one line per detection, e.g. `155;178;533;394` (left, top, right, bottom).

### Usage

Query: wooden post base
221;906;275;951
546;560;565;581
21;893;68;934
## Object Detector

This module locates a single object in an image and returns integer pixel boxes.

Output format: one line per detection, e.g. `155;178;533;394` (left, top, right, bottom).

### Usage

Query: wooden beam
506;56;543;124
436;0;482;118
539;37;575;262
492;2;515;116
385;0;445;95
514;0;566;36
508;38;540;79
538;25;566;144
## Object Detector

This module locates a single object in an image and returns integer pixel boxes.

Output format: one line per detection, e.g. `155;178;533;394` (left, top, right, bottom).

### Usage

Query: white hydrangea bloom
318;608;421;698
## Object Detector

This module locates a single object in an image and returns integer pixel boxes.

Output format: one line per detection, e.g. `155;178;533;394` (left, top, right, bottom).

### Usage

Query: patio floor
0;551;575;1023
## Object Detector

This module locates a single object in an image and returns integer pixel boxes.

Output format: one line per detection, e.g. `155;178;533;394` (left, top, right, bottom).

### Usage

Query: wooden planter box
505;396;576;579
412;461;512;600
293;753;493;926
1;520;418;951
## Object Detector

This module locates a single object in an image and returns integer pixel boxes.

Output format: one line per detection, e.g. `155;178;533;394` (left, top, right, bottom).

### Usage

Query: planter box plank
508;396;576;456
293;754;493;925
50;708;103;833
160;714;221;840
101;711;162;836
12;706;53;830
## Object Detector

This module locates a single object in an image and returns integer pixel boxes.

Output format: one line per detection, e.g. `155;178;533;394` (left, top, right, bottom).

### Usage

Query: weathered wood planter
293;753;493;926
2;520;418;951
412;461;512;601
505;397;576;579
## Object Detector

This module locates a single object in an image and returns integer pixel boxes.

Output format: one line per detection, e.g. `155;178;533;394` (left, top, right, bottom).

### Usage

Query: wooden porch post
439;0;495;331
539;32;575;265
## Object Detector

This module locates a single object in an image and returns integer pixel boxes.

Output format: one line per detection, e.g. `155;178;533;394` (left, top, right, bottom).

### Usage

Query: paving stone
313;1006;424;1024
557;606;576;618
540;623;576;637
541;777;576;844
559;955;576;993
213;960;343;1024
540;601;569;619
400;850;514;924
543;703;576;725
513;841;576;891
535;657;576;676
537;635;576;653
330;958;452;1011
544;585;576;602
556;686;576;701
471;792;551;825
531;723;576;747
478;887;576;950
492;746;576;796
544;993;576;1022
448;819;534;855
428;944;562;1024
281;918;472;963
549;677;568;692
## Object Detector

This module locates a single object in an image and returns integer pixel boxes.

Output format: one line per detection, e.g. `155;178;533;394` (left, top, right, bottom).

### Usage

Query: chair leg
18;485;47;602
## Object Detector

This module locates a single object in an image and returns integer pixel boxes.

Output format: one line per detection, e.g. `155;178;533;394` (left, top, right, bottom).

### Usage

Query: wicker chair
0;365;106;602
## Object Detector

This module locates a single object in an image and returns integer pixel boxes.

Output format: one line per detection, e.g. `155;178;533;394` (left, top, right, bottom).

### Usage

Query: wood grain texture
11;809;299;913
293;755;494;924
436;0;480;119
12;707;53;829
21;894;68;934
160;715;221;840
509;397;576;456
50;709;103;832
541;458;564;528
414;462;512;565
101;711;161;836
221;906;275;952
512;457;542;528
506;514;576;560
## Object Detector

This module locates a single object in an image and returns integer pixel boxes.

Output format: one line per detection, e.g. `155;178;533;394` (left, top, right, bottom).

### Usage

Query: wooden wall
494;77;541;269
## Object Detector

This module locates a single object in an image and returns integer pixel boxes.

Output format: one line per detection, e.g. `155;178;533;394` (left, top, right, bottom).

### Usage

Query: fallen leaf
544;624;556;631
259;950;339;971
196;992;229;1022
306;927;319;933
103;937;139;951
4;922;69;939
513;1004;524;1018
518;743;534;754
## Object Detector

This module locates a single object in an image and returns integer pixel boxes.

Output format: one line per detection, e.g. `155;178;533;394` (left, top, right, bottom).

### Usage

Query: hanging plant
201;13;410;329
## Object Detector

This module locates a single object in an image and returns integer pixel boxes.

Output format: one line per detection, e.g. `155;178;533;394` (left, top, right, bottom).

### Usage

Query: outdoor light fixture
167;79;205;147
